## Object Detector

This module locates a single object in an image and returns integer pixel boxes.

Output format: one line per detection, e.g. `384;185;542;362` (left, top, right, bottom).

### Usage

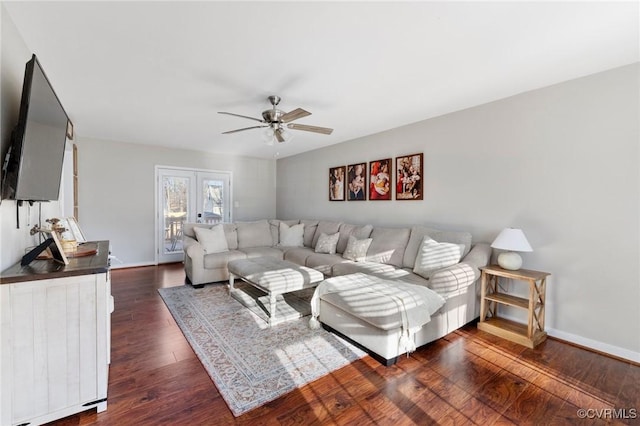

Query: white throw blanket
309;273;446;355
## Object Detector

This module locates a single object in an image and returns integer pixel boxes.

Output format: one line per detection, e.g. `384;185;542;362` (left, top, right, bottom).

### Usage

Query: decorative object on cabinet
490;228;533;270
395;153;423;200
478;265;550;348
369;158;392;200
329;166;345;201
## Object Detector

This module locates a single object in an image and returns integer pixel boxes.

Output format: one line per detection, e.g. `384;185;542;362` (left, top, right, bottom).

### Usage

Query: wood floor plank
43;263;639;425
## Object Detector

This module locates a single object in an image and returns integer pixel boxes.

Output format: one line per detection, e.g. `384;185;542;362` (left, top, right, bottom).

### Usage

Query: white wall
277;64;640;361
0;6;64;270
75;137;276;267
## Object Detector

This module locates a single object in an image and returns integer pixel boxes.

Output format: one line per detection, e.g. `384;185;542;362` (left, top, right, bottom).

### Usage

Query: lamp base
497;252;523;270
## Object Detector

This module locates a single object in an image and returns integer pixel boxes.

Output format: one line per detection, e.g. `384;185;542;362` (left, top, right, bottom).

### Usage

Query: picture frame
46;230;70;265
346;162;367;201
368;158;392;200
329;166;346;201
64;217;87;242
395;153;424;200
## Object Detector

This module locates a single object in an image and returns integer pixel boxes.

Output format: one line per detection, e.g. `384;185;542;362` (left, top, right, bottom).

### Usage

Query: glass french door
156;167;231;263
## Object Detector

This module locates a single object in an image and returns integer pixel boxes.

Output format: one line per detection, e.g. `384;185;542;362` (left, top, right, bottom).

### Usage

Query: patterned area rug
158;283;366;416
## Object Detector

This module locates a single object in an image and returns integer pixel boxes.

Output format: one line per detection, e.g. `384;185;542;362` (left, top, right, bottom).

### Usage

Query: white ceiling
4;1;638;159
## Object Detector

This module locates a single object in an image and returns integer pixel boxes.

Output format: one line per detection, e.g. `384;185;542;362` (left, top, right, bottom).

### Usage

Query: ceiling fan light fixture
262;127;275;146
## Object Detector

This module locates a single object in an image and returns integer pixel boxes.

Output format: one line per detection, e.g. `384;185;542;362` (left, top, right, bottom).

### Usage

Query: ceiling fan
218;95;333;144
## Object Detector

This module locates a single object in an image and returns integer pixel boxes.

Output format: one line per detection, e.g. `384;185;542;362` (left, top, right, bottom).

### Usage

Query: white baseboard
546;328;640;364
110;261;156;270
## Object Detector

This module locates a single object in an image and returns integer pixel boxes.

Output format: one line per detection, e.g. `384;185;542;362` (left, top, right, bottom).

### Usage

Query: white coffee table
227;257;324;326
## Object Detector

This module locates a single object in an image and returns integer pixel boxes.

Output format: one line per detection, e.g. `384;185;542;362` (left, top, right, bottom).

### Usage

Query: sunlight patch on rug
158;283;365;416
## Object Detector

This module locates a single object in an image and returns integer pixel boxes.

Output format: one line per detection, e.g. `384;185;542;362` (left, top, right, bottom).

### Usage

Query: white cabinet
0;241;112;425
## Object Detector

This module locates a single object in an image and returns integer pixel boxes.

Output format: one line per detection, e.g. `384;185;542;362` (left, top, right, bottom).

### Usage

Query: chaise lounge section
182;219;491;364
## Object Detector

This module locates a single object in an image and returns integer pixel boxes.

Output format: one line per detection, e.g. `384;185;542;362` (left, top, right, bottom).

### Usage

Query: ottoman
227;257;324;325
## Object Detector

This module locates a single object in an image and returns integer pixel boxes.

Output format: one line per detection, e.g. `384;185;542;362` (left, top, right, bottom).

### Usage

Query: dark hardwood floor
49;263;639;425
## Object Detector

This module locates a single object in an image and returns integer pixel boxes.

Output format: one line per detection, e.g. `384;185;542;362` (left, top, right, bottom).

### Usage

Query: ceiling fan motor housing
262;109;285;123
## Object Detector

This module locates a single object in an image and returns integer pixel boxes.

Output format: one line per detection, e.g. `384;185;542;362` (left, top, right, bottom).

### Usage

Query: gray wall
0;6;64;269
277;64;640;360
76;137;276;266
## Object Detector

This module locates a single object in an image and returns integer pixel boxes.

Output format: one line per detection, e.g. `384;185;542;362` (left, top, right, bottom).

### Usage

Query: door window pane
163;176;189;253
202;179;224;224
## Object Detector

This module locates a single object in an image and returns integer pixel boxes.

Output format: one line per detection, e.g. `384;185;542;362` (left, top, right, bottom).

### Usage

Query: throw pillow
194;224;229;254
314;232;340;254
342;235;372;262
413;236;463;279
279;222;304;247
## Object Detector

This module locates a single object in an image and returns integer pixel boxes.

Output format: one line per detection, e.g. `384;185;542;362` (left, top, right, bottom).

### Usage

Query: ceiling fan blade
218;111;264;123
287;123;334;135
274;128;285;143
280;108;311;123
222;125;267;134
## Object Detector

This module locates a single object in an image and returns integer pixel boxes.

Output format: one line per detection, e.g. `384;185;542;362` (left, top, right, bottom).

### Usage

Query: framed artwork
368;158;392;200
347;162;367;201
46;230;70;265
395;153;424;200
64;217;87;242
329;166;346;201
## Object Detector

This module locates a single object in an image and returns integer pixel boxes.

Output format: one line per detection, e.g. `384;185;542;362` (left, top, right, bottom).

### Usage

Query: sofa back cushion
183;222;238;250
278;222;305;247
300;219;319;247
236;220;273;248
269;219;299;246
336;223;373;254
413;236;464;279
193;224;229;254
311;221;342;248
403;225;472;268
365;226;411;267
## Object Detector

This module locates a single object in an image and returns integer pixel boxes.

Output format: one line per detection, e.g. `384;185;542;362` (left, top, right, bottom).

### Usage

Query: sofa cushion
305;253;347;276
342;235;373;262
203;250;247;269
194;224;229;254
236;220;273;249
239;247;285;260
365;226;411;267
315;232;340;254
300;219;319;248
336;223;373;253
331;262;429;286
312;221;342;248
413;236;464;279
278;222;304;247
284;247;315;265
403;226;472;268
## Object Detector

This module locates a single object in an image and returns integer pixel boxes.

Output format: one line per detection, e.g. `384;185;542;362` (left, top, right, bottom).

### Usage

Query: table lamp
491;228;533;270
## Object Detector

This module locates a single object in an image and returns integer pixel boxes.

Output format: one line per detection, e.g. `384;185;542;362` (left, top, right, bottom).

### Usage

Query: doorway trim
154;165;233;264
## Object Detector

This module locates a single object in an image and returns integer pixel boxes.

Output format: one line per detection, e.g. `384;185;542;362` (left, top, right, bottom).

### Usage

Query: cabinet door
2;274;108;424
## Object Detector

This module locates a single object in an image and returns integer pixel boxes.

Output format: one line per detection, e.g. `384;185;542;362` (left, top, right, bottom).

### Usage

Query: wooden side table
478;265;550;348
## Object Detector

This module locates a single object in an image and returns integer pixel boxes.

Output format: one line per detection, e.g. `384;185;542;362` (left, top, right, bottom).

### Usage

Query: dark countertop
0;240;110;284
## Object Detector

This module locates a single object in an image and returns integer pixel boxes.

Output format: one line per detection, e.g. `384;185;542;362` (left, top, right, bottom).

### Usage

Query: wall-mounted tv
1;54;70;202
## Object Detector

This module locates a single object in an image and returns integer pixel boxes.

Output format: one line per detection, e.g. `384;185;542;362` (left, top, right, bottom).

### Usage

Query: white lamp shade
491;228;533;252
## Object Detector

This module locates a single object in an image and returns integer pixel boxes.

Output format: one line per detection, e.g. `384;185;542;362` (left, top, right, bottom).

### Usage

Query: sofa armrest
185;237;205;268
460;243;492;276
183;234;199;253
427;243;491;296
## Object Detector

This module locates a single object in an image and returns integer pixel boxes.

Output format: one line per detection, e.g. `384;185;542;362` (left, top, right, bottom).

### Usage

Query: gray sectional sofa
182;219;491;364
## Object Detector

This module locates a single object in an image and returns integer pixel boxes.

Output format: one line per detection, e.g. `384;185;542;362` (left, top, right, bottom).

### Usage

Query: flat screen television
1;54;70;202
